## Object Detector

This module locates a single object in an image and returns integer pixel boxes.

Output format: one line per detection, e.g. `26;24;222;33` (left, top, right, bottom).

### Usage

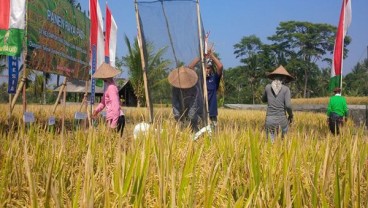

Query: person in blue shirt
205;50;223;128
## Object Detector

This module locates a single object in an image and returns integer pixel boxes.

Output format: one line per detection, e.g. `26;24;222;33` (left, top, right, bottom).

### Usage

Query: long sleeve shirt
95;80;122;128
327;94;348;117
262;84;293;117
262;84;293;129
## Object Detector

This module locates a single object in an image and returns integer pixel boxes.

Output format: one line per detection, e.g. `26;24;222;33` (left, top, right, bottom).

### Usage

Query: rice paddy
0;104;367;207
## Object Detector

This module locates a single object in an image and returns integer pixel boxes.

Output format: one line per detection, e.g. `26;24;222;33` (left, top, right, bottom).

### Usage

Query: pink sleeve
110;87;121;111
107;85;121;128
94;93;106;113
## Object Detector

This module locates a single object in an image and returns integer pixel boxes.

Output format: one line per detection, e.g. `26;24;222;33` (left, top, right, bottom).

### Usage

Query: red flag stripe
90;0;98;46
0;0;10;29
332;0;346;76
105;5;112;57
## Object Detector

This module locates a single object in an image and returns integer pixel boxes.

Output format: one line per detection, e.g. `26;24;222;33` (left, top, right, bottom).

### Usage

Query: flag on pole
89;0;104;104
0;0;26;57
329;0;352;91
104;4;118;67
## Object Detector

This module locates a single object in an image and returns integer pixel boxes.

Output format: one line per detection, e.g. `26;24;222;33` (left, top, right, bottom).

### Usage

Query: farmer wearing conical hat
262;65;294;142
168;59;203;132
326;87;348;135
92;63;125;136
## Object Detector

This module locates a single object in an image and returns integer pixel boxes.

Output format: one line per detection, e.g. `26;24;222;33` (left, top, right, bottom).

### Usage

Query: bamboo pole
61;80;67;136
134;0;154;123
80;81;89;112
22;75;26;114
196;0;210;126
52;78;67;114
81;80;90;129
10;70;26;113
8;94;12;125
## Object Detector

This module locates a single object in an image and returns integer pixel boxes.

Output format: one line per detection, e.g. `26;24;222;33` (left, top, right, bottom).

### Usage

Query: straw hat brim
168;66;198;89
92;63;121;79
267;65;295;82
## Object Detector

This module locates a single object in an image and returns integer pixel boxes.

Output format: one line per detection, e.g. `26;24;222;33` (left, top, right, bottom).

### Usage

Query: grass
0;104;367;207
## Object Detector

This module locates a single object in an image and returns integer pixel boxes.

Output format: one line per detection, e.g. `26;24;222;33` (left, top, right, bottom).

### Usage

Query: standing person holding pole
205;49;223;129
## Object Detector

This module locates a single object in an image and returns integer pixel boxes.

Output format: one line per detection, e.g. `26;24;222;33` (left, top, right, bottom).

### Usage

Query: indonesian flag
90;0;104;70
104;5;118;67
89;0;104;103
0;0;26;57
330;0;352;92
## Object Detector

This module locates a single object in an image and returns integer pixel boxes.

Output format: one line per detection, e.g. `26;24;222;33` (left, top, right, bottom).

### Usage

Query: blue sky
84;0;368;77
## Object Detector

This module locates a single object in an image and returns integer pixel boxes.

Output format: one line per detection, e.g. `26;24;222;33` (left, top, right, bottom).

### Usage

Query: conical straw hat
168;66;198;89
92;63;121;79
267;65;294;82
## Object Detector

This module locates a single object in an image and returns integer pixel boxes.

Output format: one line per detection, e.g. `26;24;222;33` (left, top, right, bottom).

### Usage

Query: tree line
1;19;367;105
122;21;368;106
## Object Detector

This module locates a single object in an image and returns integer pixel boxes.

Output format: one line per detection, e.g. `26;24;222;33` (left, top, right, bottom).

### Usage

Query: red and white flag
90;0;104;70
104;5;118;67
0;0;26;56
330;0;352;91
89;0;104;103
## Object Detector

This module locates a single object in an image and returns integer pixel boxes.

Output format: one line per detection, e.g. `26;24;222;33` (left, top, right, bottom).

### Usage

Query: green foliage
233;35;274;103
228;21;355;101
0;83;10;103
344;59;368;96
121;35;171;106
268;21;344;98
0;55;6;74
122;35;145;107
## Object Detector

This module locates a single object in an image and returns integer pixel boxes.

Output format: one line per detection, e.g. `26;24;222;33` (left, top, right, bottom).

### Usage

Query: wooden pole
135;0;154;123
8;94;12;125
52;78;67;114
196;0;210;126
80;81;89;112
81;80;90;129
61;78;67;135
22;75;27;114
10;76;26;113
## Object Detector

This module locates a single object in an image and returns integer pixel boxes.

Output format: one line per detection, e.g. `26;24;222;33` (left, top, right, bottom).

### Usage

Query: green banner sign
27;0;90;80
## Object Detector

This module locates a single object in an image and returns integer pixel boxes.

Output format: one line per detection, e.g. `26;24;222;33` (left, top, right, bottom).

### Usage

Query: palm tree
121;35;170;107
122;36;145;107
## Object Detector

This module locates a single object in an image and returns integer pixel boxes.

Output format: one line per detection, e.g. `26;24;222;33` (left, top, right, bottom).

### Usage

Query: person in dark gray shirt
168;58;204;132
262;65;294;142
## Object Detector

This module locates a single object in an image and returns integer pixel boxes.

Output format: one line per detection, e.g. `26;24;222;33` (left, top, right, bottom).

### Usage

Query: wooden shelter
54;78;137;107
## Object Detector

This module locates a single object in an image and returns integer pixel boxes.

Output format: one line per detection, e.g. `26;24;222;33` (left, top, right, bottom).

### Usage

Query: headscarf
271;79;282;95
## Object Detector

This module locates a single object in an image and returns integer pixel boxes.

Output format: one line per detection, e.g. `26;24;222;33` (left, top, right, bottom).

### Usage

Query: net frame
135;0;209;127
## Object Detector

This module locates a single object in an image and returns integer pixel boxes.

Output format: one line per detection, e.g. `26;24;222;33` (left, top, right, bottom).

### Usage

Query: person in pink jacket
92;63;125;136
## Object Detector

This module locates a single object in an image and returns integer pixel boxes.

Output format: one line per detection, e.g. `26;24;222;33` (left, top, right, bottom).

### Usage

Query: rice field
0;104;367;207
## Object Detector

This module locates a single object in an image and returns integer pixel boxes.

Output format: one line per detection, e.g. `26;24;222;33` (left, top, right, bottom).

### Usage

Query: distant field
0;104;367;207
292;96;368;105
